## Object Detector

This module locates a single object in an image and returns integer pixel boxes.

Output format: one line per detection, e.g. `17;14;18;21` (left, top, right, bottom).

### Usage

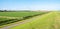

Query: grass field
9;12;60;29
0;11;46;26
0;12;43;21
0;12;43;17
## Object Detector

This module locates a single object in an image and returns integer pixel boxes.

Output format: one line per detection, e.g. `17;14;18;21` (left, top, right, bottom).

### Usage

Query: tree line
0;10;34;12
0;10;7;12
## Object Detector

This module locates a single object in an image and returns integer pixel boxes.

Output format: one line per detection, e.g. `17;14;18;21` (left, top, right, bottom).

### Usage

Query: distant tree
4;10;7;12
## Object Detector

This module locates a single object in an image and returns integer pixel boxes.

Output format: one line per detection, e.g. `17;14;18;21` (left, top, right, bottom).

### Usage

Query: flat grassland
0;11;45;27
0;12;42;17
0;12;43;21
9;12;60;29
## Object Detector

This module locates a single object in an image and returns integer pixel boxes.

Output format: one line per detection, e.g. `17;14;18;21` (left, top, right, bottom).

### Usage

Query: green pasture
0;11;46;26
10;12;60;29
0;12;42;17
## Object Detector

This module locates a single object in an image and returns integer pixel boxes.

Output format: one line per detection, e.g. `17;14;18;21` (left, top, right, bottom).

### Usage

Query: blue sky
0;0;60;11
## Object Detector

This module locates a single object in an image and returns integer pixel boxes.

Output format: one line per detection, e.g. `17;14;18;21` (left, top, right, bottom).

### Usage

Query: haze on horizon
0;0;60;11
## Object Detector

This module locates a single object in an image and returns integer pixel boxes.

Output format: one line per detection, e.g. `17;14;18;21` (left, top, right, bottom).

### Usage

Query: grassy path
54;12;60;29
9;12;60;29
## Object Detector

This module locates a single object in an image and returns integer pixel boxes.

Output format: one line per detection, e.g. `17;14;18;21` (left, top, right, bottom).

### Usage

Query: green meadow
0;11;45;26
10;12;60;29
